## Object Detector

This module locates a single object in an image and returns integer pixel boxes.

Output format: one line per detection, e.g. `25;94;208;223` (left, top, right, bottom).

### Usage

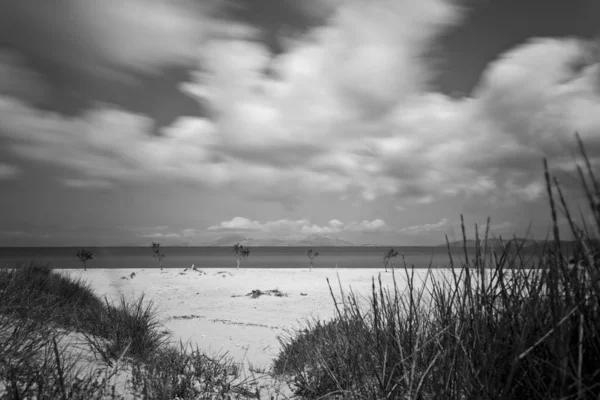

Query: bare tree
306;249;319;271
233;243;250;269
383;248;399;272
151;242;166;270
76;248;94;271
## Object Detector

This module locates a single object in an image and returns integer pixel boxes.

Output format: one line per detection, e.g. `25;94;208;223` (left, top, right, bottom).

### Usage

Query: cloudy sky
0;0;599;246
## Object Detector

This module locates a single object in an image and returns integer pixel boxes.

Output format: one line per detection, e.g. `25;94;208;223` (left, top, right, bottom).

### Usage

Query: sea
0;246;484;270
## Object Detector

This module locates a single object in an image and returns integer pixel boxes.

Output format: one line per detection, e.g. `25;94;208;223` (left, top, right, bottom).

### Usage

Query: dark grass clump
274;135;600;399
273;317;371;398
0;264;260;399
0;316;126;399
0;263;106;334
83;294;169;363
0;264;167;362
129;342;257;399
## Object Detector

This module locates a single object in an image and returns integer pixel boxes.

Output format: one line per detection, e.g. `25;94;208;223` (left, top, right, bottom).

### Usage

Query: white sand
59;267;435;371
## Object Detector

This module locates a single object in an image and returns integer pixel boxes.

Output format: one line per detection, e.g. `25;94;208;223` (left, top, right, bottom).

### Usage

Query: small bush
0;263;105;332
83;294;169;363
128;342;254;399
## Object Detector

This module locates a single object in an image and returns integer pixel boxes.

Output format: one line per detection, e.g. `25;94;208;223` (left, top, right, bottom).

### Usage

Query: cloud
0;163;20;180
489;221;514;232
0;0;254;79
208;217;264;231
123;225;186;240
142;232;181;239
1;0;599;210
179;4;600;207
207;217;389;235
61;178;114;189
398;218;450;235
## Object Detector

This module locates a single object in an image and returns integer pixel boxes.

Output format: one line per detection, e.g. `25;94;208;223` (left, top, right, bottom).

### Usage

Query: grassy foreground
1;137;599;399
273;138;600;399
0;264;259;399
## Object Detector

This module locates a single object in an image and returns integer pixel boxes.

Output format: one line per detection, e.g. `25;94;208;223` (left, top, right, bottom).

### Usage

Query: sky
0;0;599;246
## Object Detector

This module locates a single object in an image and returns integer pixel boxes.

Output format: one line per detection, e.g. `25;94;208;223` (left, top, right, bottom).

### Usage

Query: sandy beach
58;267;430;371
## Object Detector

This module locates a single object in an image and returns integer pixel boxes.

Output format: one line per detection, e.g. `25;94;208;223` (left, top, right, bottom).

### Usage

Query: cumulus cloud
1;0;599;210
207;217;389;235
0;98;231;187
398;218;450;235
143;232;181;239
179;2;600;206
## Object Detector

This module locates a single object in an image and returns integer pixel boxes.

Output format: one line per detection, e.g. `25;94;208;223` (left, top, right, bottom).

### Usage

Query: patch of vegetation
233;243;251;269
0;263;106;334
306;249;319;271
82;294;169;364
273;135;600;399
151;242;166;270
0;264;259;399
247;289;288;298
76;248;94;271
129;342;257;399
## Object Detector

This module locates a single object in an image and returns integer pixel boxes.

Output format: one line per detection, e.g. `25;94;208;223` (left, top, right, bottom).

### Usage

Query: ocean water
0;246;479;270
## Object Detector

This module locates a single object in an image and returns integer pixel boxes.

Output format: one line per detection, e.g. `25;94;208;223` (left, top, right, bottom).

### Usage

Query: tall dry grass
274;135;600;399
0;265;259;399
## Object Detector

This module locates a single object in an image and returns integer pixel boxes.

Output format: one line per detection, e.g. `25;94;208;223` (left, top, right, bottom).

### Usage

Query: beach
59;267;426;370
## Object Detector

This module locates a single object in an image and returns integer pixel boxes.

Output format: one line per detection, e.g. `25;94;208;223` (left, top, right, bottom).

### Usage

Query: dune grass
273;136;600;399
0;265;258;399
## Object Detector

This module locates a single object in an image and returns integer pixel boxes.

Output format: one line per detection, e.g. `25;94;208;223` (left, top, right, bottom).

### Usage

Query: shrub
83;294;169;363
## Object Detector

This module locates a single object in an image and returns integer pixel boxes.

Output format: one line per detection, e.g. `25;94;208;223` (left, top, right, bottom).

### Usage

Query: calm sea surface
0;246;491;270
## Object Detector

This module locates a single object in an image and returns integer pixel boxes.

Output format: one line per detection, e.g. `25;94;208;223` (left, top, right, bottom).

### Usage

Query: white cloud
345;219;388;232
399;218;450;235
209;217;264;231
142;232;181;239
208;217;388;235
1;1;599;210
328;219;344;228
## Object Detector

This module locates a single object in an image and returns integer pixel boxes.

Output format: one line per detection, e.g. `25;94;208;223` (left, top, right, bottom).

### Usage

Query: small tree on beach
307;249;319;271
382;248;399;272
76;248;94;271
151;242;166;270
233;243;250;269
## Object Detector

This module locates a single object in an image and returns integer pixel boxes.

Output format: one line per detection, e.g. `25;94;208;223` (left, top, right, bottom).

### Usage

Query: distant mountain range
443;238;539;248
204;234;355;247
442;238;596;248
